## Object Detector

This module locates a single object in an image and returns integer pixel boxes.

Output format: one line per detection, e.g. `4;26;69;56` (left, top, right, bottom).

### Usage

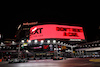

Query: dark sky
0;9;100;42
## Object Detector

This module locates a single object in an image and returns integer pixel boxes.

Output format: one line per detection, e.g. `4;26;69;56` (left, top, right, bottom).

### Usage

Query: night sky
0;9;100;42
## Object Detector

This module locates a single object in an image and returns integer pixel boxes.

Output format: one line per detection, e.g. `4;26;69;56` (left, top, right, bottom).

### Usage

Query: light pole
70;45;77;58
57;41;61;57
18;42;21;58
54;40;58;58
0;42;5;60
18;40;24;58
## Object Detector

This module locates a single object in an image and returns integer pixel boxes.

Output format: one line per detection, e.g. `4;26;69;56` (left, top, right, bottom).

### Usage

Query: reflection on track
28;59;53;62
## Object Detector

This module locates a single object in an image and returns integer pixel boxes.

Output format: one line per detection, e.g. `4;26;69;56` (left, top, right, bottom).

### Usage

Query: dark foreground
0;58;100;67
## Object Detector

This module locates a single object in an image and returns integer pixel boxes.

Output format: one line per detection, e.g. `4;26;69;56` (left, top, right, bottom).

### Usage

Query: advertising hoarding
30;24;85;40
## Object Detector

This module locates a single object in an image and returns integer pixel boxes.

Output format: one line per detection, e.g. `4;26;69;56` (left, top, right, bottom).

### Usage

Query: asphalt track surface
0;58;100;67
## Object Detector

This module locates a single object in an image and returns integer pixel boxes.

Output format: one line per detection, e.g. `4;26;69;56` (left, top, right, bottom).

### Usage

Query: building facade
15;22;86;59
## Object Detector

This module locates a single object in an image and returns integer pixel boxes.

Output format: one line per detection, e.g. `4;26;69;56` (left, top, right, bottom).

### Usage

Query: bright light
53;40;56;44
23;43;28;46
28;40;31;43
26;50;29;52
21;45;23;47
41;40;44;44
59;48;61;50
1;42;5;46
68;49;71;51
12;41;14;43
61;42;63;44
66;44;68;46
64;43;66;45
58;41;60;43
47;40;50;44
32;27;37;32
66;49;72;52
34;40;38;43
0;34;1;38
21;40;24;43
12;41;16;45
12;41;15;44
30;24;85;40
54;48;56;50
70;39;81;41
56;48;58;50
1;42;4;45
18;24;21;30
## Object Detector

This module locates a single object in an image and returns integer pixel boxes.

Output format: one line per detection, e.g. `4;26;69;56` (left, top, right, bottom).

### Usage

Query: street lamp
40;40;44;44
26;50;29;53
21;40;24;43
34;40;38;44
66;44;68;46
64;43;66;46
1;42;5;46
28;40;31;43
53;40;56;44
18;40;24;58
61;42;63;45
12;41;15;44
12;41;16;45
57;41;60;44
47;40;50;44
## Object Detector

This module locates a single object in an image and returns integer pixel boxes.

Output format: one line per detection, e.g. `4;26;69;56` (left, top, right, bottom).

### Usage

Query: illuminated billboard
30;24;85;40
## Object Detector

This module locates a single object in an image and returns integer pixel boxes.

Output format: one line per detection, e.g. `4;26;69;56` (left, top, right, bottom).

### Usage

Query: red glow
43;45;49;49
37;39;45;41
15;35;16;37
30;24;85;40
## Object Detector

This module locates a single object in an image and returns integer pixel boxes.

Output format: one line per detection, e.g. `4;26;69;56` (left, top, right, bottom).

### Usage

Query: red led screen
30;24;85;40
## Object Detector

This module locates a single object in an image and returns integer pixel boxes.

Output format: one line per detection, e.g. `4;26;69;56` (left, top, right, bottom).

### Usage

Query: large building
75;40;100;58
15;22;86;59
73;26;100;58
0;38;18;61
15;21;38;42
1;22;100;60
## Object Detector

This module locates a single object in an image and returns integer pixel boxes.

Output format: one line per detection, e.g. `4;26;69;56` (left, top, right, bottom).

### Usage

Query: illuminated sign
43;45;49;49
23;43;28;46
30;24;85;40
30;27;43;34
61;46;67;50
70;39;81;41
23;22;38;25
33;46;42;49
23;28;30;30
